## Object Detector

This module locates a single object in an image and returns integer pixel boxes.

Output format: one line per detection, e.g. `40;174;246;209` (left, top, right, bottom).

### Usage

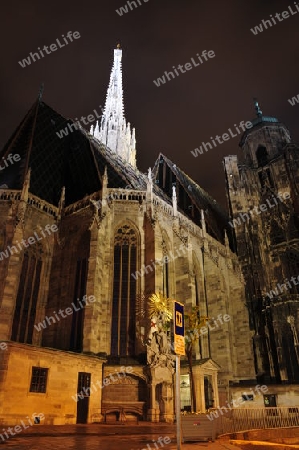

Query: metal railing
213;407;299;434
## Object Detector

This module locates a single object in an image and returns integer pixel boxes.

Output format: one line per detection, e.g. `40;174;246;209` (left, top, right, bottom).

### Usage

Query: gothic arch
192;251;204;307
11;242;44;344
113;220;140;247
111;222;140;356
160;229;174;298
256;145;268;167
69;229;91;352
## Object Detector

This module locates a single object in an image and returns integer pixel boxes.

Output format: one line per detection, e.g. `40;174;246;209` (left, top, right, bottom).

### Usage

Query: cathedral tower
224;101;299;385
90;45;137;167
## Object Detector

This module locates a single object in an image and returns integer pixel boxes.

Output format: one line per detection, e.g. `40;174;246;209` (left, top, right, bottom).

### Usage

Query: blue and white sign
174;301;185;355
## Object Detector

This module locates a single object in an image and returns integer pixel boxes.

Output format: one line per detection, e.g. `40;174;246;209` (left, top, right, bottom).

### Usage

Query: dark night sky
1;0;298;208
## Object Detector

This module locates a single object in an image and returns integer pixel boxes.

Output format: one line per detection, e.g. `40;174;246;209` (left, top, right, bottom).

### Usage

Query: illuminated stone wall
0;342;105;426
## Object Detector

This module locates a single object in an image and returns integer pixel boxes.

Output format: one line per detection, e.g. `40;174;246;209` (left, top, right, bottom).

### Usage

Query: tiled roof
0;100;171;207
153;153;232;245
0;100;231;246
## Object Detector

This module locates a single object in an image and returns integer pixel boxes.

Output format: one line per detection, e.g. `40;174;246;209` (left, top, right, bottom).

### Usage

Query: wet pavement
0;423;238;450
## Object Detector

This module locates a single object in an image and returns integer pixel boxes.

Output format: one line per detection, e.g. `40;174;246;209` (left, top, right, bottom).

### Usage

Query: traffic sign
173;301;185;356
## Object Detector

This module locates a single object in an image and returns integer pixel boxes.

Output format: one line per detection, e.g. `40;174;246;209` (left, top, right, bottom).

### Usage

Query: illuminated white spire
91;45;136;167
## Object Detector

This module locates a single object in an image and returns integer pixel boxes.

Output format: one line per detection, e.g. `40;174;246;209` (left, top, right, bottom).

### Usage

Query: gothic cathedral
0;47;297;425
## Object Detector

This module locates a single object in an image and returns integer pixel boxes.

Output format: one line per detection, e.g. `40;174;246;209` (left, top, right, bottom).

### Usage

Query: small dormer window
256;145;268;167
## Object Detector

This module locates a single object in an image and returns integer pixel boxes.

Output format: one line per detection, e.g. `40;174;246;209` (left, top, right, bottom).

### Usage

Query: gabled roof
181;357;221;370
0;100;170;208
1;99;232;247
0;100;102;206
152;153;233;246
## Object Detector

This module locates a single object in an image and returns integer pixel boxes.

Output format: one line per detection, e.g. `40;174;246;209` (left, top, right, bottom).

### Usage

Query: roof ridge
158;153;228;219
1;100;38;157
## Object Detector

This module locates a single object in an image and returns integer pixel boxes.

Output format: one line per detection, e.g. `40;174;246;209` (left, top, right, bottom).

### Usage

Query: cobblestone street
0;424;237;450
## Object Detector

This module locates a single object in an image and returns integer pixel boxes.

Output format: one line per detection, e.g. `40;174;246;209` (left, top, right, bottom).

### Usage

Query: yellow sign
174;335;185;356
176;311;183;327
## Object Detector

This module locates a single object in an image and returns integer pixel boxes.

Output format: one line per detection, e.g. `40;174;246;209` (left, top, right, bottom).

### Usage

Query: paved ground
0;423;238;450
1;423;295;450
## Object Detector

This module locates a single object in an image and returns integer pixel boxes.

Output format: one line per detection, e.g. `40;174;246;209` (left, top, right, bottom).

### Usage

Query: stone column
200;374;206;412
193;366;205;412
147;383;158;422
160;382;174;423
212;372;219;408
0;222;24;339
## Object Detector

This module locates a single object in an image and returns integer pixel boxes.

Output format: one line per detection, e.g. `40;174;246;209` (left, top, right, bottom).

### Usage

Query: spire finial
172;185;177;216
148;167;152;184
90;46;136;167
253;98;262;117
38;83;44;102
201;209;206;236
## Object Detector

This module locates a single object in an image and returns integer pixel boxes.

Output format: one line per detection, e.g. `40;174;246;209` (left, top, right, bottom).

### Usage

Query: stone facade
0;342;105;426
230;384;299;408
0;50;298;423
224;104;299;388
0;171;255;422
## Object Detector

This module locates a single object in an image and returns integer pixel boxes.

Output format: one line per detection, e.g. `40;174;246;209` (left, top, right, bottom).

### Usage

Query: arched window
70;231;90;353
11;249;42;344
256;146;268;167
161;239;171;299
111;224;138;356
162;257;169;298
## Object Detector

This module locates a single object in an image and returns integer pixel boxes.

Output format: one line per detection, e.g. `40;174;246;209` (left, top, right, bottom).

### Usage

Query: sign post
173;301;185;450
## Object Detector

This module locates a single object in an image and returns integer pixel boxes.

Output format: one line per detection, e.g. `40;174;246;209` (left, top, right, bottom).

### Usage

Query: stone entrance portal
101;372;147;422
147;366;174;422
181;359;220;412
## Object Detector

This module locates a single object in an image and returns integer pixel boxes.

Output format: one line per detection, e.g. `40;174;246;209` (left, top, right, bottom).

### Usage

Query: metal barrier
211;407;299;434
181;414;216;442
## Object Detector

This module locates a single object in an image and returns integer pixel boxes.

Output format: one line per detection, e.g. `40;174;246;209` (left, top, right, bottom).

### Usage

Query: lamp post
176;353;181;450
173;301;185;450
